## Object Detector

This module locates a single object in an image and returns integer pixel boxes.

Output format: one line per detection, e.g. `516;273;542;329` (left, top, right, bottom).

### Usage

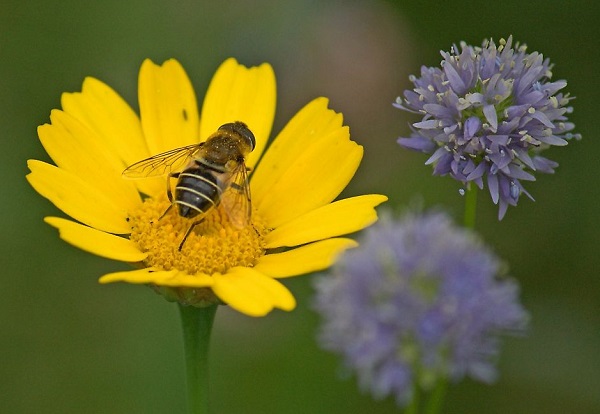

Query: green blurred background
2;0;599;412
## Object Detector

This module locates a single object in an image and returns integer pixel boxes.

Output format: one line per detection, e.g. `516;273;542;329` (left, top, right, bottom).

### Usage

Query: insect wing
219;162;252;228
122;144;202;178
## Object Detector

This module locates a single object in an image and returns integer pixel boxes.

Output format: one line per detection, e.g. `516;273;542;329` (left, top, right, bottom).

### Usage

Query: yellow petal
138;59;199;154
156;272;214;288
253;113;363;227
200;58;276;168
264;194;387;248
44;217;146;262
61;77;163;197
251;97;343;200
100;266;213;287
212;268;295;316
60;77;150;167
99;268;178;284
27;160;131;234
37;110;141;210
254;238;357;278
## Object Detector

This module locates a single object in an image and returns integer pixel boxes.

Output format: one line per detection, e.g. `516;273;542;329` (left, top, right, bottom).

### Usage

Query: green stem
424;378;448;414
178;303;218;414
463;184;478;229
404;384;420;414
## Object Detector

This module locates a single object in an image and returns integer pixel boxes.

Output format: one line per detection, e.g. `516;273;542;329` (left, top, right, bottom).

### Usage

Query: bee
123;121;255;251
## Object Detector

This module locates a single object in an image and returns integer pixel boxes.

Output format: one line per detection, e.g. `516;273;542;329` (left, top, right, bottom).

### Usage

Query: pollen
128;195;268;276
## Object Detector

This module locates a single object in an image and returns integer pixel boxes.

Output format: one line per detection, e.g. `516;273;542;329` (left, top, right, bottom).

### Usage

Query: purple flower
313;211;528;406
395;36;580;218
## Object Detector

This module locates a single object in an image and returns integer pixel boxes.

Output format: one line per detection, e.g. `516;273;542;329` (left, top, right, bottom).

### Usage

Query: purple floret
314;212;528;406
395;36;580;218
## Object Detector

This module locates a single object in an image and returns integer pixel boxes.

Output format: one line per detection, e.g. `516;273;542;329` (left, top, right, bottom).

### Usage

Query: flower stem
463;184;477;229
424;378;447;414
178;303;218;414
404;385;420;414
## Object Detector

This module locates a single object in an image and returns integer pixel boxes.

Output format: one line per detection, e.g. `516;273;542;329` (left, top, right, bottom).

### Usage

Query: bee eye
220;121;256;151
239;125;256;151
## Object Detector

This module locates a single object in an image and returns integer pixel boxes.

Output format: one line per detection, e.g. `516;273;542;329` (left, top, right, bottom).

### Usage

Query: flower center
128;195;268;276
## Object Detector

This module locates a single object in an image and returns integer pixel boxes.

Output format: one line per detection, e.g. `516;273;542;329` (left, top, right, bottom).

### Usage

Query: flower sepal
153;285;222;308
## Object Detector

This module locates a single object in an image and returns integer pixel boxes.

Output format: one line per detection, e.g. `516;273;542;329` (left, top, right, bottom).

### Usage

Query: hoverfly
123;121;255;251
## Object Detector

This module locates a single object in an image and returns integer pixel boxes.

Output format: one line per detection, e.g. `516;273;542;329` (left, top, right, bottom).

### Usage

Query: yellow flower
27;58;387;317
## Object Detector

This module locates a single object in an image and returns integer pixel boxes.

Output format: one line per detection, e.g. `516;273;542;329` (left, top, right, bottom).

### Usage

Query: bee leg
178;219;204;251
159;204;174;221
159;172;179;221
167;172;180;203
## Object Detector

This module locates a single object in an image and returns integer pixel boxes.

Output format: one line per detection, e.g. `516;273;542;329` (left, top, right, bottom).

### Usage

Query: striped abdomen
174;167;223;219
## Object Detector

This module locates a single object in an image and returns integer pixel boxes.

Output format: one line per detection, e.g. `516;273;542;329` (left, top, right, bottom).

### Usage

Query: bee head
219;121;256;152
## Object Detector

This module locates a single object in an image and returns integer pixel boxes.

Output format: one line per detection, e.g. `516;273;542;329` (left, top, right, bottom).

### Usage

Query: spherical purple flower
395;36;580;218
313;212;528;406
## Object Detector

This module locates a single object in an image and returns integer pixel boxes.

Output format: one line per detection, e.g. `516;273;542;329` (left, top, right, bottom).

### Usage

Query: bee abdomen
174;168;222;219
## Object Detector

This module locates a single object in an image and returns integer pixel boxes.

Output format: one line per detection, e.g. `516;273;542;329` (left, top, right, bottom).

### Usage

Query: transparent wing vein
122;144;202;178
